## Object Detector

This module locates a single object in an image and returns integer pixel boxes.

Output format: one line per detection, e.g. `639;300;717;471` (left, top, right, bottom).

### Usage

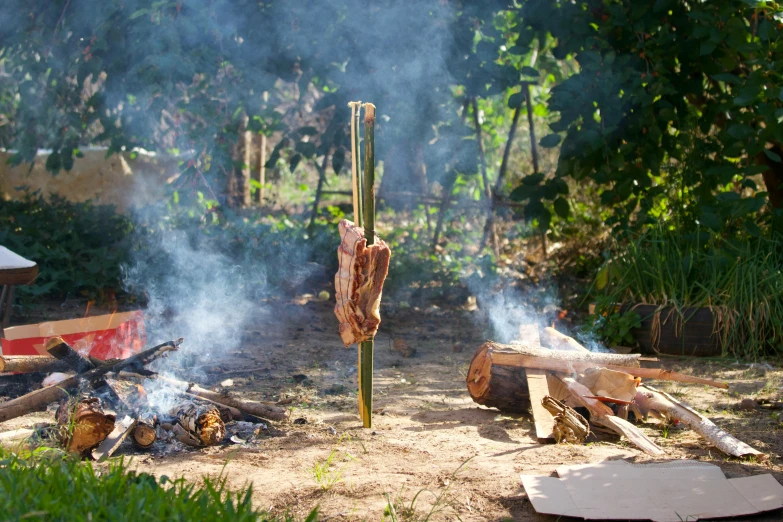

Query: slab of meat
334;219;391;346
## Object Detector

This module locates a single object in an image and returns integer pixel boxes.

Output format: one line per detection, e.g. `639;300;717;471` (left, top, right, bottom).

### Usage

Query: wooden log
482;342;728;389
0;355;68;374
132;412;157;450
56;397;116;455
170;402;225;447
0;339;182;424
159;376;286;421
541;395;589;443
466;343;530;413
46;336;94;373
557;376;664;456
635;385;764;460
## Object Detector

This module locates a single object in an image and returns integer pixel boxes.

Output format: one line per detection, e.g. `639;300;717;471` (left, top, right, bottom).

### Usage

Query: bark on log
170;402;226;447
160;376;286;421
0;339;182;424
635;385;764;459
56;397;115;455
481;341;727;389
466;343;530;413
0;355;69;374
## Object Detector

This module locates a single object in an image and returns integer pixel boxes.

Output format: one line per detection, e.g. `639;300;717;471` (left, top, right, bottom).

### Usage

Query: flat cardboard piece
577;367;638;403
522;460;783;522
1;311;145;360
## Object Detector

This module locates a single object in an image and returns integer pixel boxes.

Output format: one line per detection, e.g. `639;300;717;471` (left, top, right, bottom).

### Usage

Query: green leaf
45;152;62;175
553;197;569;218
522;172;546;186
700;41;717;55
332;149;345;175
295;141;316;158
711;73;742;85
520;66;540;77
763;148;782;163
508;92;525;109
539;134;561;148
289;153;302;172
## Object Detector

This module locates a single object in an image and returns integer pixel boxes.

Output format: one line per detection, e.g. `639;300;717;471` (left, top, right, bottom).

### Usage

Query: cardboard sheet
522;460;783;522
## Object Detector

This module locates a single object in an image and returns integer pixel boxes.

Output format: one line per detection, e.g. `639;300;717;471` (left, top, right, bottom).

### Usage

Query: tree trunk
227;114;252;208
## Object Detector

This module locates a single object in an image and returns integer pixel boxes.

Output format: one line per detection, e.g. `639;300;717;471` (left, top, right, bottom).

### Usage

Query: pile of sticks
0;337;286;459
466;326;764;459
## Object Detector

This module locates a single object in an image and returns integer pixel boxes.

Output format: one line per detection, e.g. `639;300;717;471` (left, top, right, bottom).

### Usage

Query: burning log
635;385;765;459
0;355;69;374
0;339;182;424
132;413;157;449
159;376;286;421
170;402;225;447
472;341;728;389
56;397;116;455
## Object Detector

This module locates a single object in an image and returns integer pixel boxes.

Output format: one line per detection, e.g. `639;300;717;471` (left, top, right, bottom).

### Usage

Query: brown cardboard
522;460;783;521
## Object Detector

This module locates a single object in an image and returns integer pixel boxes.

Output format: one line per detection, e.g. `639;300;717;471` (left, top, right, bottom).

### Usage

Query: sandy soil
2;297;783;521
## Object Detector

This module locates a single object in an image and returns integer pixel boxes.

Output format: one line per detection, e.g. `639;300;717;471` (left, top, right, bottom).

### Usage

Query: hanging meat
334;219;391;346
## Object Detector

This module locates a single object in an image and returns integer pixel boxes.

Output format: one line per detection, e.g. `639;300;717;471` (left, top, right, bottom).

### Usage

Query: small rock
292;374;308;384
293;417;308;425
220;378;234;387
739;398;758;411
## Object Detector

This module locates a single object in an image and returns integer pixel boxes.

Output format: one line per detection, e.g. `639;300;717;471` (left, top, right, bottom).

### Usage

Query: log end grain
466;343;530;413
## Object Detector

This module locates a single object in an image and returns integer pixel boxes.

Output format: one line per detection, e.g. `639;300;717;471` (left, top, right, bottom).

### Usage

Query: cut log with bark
0;355;69;374
635;385;764;459
170;402;226;447
479;341;728;389
132;412;157;450
46;336;94;373
159;376;286;421
56;397;116;455
541;395;589;443
466;343;530;413
557;376;664;456
0;339;182;424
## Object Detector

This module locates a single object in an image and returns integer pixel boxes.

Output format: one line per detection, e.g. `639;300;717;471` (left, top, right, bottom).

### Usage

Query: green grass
593;224;783;358
0;447;318;521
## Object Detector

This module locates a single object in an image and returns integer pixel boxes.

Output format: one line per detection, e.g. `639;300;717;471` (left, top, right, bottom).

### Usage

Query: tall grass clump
594;224;783;358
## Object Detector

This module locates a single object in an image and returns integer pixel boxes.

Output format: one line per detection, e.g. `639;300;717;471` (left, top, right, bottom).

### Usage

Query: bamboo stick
348;101;363;227
359;102;377;428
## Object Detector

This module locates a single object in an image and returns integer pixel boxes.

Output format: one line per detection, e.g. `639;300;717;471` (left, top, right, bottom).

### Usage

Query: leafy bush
593;225;783;357
0;447;316;521
0;195;133;302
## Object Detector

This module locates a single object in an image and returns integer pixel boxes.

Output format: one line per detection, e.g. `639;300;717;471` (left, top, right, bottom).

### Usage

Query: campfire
0;335;286;459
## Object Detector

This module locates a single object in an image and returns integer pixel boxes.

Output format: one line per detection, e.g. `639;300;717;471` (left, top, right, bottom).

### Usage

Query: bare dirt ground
2;297;783;521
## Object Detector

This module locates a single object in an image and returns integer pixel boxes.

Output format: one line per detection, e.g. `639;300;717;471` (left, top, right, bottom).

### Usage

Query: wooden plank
92;415;137;461
526;369;555;442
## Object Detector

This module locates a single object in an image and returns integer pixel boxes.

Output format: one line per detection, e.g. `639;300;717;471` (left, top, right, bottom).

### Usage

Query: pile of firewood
0;337;287;459
467;325;764;459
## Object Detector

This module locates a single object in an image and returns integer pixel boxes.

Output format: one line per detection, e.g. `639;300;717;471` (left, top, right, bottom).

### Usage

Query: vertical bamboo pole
348;101;364;422
360;102;376;428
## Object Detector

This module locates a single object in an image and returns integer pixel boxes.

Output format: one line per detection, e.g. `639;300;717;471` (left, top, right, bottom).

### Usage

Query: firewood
0;355;69;374
132;412;157;450
56;397;116;455
557;376;664;455
92;415;137;461
46;336;94;373
159;376;286;421
541;395;589;443
466;343;530;413
0;339;182;424
170;402;225;447
635;385;764;459
479;341;728;389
